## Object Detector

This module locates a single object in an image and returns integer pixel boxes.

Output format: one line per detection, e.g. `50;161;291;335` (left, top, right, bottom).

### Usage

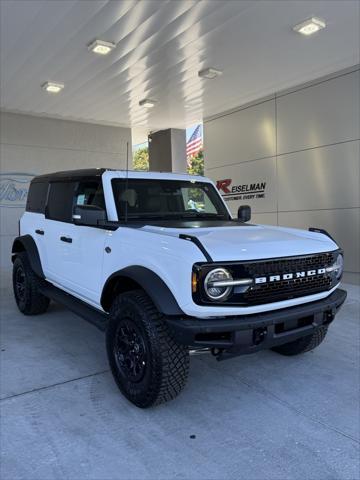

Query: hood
141;223;338;261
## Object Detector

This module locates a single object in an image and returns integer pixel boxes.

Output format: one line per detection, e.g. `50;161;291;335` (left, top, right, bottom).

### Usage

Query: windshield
112;179;230;221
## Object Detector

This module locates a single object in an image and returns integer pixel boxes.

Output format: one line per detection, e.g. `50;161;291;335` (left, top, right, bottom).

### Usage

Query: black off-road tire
12;252;50;315
106;290;190;408
272;326;328;356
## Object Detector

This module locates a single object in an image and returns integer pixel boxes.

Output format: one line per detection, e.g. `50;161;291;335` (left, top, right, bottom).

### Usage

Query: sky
186;123;203;142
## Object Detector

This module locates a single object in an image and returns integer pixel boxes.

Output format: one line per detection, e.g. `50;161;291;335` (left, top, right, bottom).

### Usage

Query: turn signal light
192;272;198;293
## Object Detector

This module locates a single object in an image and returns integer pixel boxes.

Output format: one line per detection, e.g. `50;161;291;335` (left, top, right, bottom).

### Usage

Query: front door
44;179;107;307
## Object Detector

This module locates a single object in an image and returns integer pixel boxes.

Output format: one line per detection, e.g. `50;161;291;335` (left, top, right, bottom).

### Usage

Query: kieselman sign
0;173;33;208
216;178;267;202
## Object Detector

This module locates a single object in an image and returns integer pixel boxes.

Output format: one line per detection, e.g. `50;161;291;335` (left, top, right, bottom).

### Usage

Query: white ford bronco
12;168;347;408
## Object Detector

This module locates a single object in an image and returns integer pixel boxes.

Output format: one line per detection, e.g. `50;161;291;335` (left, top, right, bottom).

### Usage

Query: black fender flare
101;266;184;316
12;235;45;278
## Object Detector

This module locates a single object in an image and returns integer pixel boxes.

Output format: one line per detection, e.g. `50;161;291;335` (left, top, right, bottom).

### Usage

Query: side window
26;181;49;213
46;182;76;222
75;182;105;209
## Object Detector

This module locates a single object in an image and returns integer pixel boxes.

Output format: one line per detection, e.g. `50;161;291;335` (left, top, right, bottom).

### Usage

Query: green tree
133;146;149;171
187;149;204;176
187;149;205;203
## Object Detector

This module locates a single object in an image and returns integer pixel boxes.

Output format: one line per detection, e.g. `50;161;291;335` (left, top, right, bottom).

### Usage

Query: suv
12;168;347;408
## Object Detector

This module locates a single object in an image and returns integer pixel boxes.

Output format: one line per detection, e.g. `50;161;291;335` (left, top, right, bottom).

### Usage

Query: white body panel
19;170;341;319
44;219;107;302
21;212;47;269
100;225;339;318
140;224;339;261
22;213;107;305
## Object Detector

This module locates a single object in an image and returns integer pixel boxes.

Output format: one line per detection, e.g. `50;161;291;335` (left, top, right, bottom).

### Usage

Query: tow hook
324;308;336;324
211;347;223;357
253;327;268;345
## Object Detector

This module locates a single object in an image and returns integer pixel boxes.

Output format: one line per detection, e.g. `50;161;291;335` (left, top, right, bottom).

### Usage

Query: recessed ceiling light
41;82;64;93
293;17;326;36
88;39;116;55
139;98;156;108
198;67;223;79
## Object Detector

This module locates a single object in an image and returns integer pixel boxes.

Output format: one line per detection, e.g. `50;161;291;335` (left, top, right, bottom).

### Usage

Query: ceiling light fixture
41;82;64;93
139;98;156;108
293;17;326;36
198;67;223;79
88;39;116;55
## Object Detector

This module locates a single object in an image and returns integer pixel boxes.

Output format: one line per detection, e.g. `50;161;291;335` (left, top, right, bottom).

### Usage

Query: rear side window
26;181;48;213
46;182;76;222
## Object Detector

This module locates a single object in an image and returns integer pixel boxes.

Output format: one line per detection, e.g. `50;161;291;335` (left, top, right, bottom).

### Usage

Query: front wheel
272;326;328;356
106;290;190;408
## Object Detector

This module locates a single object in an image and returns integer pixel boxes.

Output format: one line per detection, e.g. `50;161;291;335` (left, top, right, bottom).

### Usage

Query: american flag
186;124;202;158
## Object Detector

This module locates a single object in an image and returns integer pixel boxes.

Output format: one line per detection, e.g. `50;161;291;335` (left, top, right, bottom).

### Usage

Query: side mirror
238;205;251;222
73;205;106;226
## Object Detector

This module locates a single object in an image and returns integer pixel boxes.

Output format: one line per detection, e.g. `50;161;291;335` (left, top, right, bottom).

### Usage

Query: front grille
245;252;334;276
242;252;335;305
193;251;339;307
244;273;332;304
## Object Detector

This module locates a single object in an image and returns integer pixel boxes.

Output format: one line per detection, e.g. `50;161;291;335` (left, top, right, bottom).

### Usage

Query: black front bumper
166;288;347;359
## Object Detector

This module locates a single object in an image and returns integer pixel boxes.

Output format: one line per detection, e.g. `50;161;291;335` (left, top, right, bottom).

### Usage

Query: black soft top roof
32;168;114;182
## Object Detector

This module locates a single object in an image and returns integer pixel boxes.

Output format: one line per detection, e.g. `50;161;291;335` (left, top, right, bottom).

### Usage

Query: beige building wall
0;112;131;271
204;67;360;284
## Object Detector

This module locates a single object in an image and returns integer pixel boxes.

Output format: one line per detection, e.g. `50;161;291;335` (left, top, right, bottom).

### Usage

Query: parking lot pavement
1;278;359;480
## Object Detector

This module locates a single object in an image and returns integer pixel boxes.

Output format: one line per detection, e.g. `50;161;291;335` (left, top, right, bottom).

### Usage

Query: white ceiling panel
0;0;359;130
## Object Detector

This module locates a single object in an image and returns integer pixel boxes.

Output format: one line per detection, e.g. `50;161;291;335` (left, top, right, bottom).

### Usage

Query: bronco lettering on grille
255;268;327;284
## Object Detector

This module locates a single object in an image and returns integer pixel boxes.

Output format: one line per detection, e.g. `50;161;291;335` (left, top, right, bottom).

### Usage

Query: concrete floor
0;274;359;480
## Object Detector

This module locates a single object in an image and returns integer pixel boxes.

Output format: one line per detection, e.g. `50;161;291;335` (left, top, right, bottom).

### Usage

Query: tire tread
107;290;189;407
272;326;328;356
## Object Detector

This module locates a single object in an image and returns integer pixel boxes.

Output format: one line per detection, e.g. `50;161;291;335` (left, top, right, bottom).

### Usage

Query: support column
148;128;187;172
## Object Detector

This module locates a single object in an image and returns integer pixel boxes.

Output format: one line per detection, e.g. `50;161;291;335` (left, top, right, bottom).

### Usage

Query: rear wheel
12;252;50;315
106;290;190;408
272;326;328;356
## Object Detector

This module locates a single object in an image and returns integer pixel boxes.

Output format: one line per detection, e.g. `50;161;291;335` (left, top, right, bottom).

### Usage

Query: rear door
22;180;49;268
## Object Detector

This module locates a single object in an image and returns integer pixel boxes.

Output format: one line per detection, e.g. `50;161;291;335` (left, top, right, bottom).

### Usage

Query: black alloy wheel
14;264;26;304
114;318;148;383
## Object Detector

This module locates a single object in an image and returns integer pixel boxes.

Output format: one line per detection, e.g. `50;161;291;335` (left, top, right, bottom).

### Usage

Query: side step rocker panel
39;282;108;331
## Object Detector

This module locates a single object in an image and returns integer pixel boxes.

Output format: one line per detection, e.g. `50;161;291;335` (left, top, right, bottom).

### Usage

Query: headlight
204;268;233;301
333;254;344;280
327;254;344;280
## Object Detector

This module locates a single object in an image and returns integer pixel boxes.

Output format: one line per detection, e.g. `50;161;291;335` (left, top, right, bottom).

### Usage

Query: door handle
60;236;72;243
35;229;44;235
